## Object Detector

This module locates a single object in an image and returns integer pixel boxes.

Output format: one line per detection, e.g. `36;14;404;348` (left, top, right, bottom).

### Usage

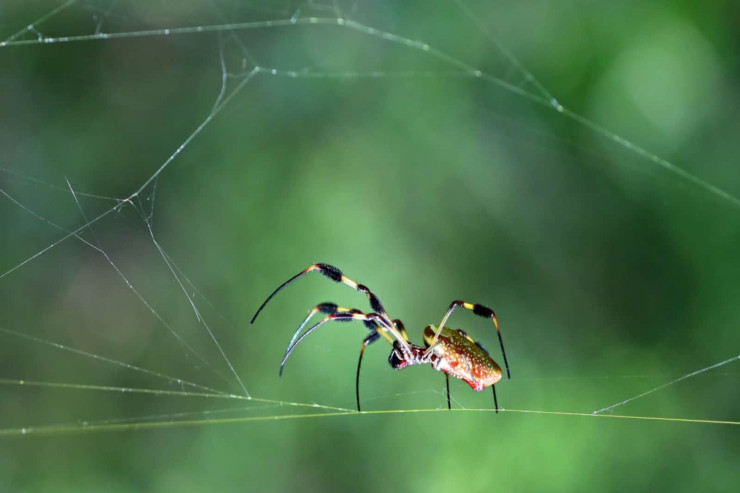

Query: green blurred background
1;0;738;491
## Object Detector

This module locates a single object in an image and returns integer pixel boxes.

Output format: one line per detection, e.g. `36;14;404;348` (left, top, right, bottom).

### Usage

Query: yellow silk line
1;407;736;436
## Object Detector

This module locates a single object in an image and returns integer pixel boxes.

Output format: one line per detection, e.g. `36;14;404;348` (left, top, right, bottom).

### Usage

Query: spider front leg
356;331;381;412
280;311;393;376
355;318;407;412
250;263;410;352
287;302;366;354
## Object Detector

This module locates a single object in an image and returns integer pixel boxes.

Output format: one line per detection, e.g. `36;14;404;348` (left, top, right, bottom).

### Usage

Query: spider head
388;340;427;370
388;341;408;369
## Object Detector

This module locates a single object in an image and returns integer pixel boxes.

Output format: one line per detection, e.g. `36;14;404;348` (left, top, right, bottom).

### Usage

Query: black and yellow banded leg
287;303;387;352
428;300;510;379
280;311;390;376
392;318;409;343
356;331;381;412
251;263;407;350
354;318;408;412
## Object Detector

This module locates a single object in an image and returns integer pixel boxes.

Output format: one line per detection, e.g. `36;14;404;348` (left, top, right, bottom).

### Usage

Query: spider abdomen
424;325;503;391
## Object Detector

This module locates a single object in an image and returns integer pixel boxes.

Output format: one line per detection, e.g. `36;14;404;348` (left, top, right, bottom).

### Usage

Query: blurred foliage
1;0;738;491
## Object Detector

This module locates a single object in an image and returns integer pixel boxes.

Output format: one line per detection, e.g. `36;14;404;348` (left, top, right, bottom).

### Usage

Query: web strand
0;188;220;372
0;378;350;412
593;354;740;415
0;407;735;437
2;16;737;210
2;0;78;44
1;2;737;438
0;326;227;395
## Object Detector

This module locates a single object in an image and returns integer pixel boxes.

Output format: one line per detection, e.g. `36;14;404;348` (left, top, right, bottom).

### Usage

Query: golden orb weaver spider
250;263;511;411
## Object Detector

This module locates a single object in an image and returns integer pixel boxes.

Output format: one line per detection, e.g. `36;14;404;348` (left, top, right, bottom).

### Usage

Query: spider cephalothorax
251;263;510;411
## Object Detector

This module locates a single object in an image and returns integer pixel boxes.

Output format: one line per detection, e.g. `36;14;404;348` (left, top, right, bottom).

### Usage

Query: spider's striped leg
393;319;409;343
287;303;384;353
355;318;408;412
356;331;381;412
427;300;510;379
328;265;410;350
251;263;409;351
280;311;391;376
286;302;338;350
251;264;341;324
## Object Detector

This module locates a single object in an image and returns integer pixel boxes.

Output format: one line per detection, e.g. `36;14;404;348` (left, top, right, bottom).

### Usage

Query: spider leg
356;331;381;412
492;385;499;413
287;303;389;351
354;318;407;412
251;263;409;351
280;311;391;376
393;318;409;343
445;374;451;410
286;302;338;350
426;300;510;379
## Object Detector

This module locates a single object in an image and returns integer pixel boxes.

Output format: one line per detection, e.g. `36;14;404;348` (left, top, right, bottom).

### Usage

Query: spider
250;263;510;412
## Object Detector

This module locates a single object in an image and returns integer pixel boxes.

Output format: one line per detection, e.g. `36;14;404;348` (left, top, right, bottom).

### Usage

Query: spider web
1;0;738;448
